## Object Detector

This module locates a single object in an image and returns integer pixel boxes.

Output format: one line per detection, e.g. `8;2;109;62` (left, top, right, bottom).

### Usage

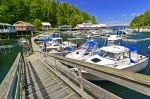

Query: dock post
31;31;33;37
40;52;43;62
78;69;84;91
8;34;10;40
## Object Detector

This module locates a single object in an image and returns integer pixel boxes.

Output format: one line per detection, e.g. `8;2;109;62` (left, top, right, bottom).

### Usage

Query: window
91;58;101;63
0;25;4;29
98;50;117;60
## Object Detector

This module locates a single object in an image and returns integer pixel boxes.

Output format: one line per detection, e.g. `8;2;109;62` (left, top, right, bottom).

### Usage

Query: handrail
42;57;121;99
40;52;150;96
0;52;24;99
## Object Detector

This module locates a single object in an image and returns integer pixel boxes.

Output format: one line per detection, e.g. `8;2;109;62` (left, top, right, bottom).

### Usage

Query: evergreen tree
130;10;150;28
0;0;97;27
33;18;42;30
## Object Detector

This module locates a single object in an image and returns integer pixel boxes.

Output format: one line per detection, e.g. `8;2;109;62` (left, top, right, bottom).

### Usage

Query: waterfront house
0;23;16;33
14;21;34;31
75;23;107;30
59;25;72;31
41;22;51;30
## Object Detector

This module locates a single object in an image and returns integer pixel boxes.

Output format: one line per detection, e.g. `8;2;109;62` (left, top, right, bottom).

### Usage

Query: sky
61;0;150;25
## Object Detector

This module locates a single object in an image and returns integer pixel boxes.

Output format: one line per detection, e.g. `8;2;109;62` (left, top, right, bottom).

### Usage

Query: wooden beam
40;60;94;99
43;58;121;99
41;52;150;96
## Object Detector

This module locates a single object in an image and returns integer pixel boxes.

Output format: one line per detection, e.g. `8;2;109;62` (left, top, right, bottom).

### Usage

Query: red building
14;21;34;31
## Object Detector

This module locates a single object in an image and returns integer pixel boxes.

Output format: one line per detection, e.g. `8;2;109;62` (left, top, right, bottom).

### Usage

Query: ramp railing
0;53;25;99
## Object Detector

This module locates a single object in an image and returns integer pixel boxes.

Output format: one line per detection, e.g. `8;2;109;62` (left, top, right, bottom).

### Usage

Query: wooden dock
1;34;150;99
90;35;150;42
23;53;82;99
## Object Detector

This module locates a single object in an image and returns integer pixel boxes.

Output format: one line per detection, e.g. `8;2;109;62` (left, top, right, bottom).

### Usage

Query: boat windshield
53;39;62;44
98;50;106;57
80;42;96;49
80;43;89;49
98;50;118;60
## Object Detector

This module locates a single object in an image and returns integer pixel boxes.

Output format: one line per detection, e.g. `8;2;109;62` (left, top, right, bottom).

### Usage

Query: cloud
131;13;136;17
121;14;126;17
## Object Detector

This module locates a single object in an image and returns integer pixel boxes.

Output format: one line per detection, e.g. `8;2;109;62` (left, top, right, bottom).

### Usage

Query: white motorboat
18;38;29;46
40;37;76;53
106;35;122;46
65;35;148;80
84;45;149;80
45;37;63;51
66;40;99;61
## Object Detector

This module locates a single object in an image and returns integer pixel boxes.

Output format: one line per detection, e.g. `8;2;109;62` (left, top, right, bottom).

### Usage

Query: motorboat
116;29;132;36
84;45;149;80
65;40;99;61
40;36;76;52
34;34;50;44
86;45;148;70
17;38;29;47
88;30;101;37
106;35;122;46
66;35;122;60
34;33;60;44
41;37;63;51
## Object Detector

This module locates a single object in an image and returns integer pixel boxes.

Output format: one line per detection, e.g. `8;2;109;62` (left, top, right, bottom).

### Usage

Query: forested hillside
130;10;150;28
0;0;96;27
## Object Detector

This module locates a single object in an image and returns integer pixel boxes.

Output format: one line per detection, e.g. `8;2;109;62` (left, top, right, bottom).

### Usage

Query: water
0;42;21;84
128;32;150;39
93;32;150;99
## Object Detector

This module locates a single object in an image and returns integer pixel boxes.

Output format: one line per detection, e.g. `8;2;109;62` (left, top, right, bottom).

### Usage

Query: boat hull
82;57;149;81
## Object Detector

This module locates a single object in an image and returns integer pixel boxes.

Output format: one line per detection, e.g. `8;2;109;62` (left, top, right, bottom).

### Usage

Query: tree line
0;0;96;28
130;10;150;28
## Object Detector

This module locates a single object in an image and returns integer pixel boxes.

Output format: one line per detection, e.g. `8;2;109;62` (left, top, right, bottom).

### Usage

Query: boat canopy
86;41;97;47
36;36;50;42
51;33;59;38
100;45;129;54
120;44;137;52
117;30;126;35
64;47;74;52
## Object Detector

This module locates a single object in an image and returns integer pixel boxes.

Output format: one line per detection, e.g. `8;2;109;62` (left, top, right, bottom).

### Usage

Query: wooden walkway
24;53;81;99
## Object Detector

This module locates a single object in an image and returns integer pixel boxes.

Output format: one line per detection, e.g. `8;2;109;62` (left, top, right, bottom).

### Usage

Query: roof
59;25;72;28
100;45;129;53
76;23;107;28
0;23;14;26
42;22;51;26
14;21;34;26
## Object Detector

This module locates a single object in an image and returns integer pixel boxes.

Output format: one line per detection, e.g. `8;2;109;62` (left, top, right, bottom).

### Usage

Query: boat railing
40;51;150;97
0;52;25;99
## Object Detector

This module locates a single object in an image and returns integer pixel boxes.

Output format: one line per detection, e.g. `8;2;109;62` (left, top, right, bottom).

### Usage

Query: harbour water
94;32;150;99
0;42;21;84
0;32;150;98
